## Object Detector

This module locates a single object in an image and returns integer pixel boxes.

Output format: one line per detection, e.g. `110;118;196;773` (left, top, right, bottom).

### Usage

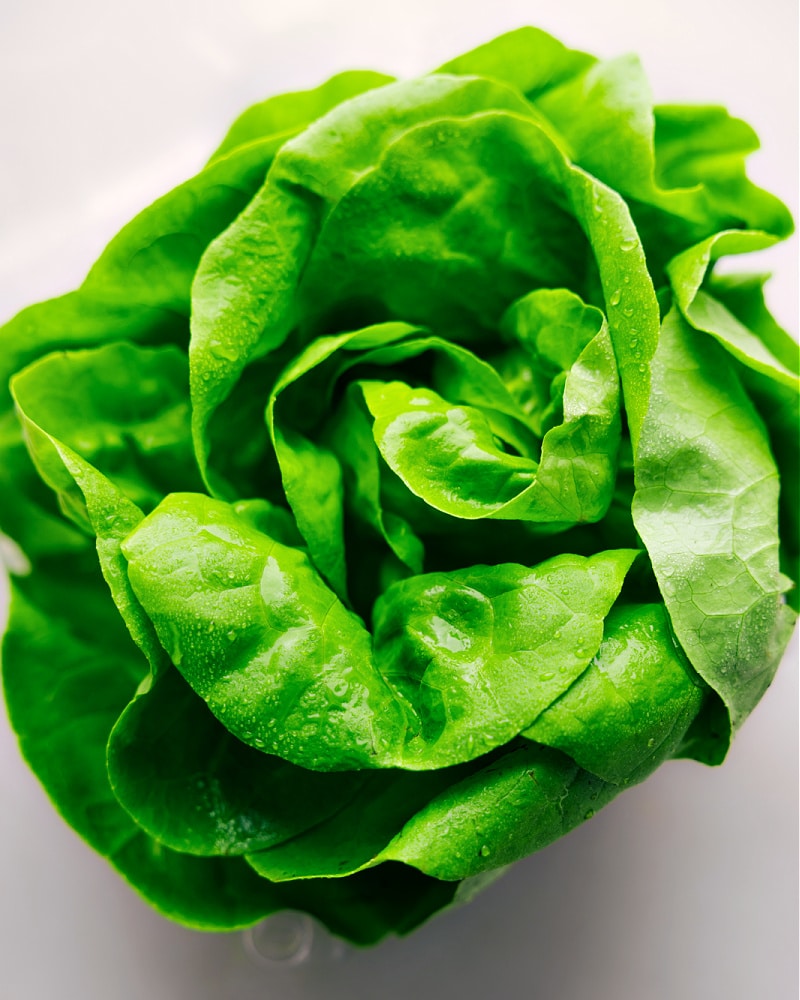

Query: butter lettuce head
1;27;797;945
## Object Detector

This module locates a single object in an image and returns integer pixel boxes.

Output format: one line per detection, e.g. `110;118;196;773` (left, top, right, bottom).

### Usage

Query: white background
0;2;797;998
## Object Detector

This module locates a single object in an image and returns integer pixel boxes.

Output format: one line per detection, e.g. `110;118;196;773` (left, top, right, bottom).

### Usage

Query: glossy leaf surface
1;25;795;945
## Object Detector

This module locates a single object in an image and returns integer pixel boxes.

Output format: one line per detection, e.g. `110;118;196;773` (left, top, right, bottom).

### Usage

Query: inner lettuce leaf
1;25;796;946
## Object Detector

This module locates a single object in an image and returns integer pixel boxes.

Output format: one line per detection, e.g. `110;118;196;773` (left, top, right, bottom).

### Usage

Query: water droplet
622;307;634;318
620;238;637;253
245;913;314;967
623;275;631;284
209;339;240;363
647;738;656;748
479;845;491;858
330;679;349;698
630;336;639;348
638;363;646;372
584;809;595;820
609;289;621;307
540;672;555;681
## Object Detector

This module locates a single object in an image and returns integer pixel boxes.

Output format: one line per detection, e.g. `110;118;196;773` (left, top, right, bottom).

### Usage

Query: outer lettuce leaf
0;410;88;559
2;563;269;930
0;67;392;538
11;343;202;518
107;666;370;856
523;603;705;782
207;70;395;163
707;274;800;606
1;557;454;941
667;238;799;609
437;27;792;284
667;230;798;387
10;343;201;673
378;741;616;882
436;26;594;100
245;766;465;882
247;605;704;882
534;61;792;239
632;305;794;730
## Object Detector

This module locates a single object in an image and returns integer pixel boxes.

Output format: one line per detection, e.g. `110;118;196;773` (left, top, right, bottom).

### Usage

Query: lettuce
1;26;796;946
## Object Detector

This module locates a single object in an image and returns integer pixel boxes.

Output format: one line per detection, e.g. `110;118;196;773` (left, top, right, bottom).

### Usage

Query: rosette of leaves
1;27;797;945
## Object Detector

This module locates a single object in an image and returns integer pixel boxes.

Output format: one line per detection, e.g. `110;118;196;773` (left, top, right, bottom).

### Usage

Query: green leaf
188;75;553;472
208;70;395;162
435;26;594;100
328;383;425;576
372;550;636;766
267;322;419;596
1;28;795;943
2;558;451;940
668;230;799;388
2;562;147;855
523;603;705;783
0;134;274;555
668;244;799;608
359;289;619;526
707;272;800;375
652;104;793;239
121;492;408;770
0;410;87;559
247;599;706;882
497;288;604;433
295;109;595;345
379;741;618;881
10;343;202;672
245;766;461;881
122;492;637;770
11;342;202;517
108;666;370;856
379;621;703;881
632;305;793;730
531;60;792;276
707;274;800;608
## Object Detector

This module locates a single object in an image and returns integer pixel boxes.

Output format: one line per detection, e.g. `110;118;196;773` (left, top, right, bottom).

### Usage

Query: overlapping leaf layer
1;27;796;944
